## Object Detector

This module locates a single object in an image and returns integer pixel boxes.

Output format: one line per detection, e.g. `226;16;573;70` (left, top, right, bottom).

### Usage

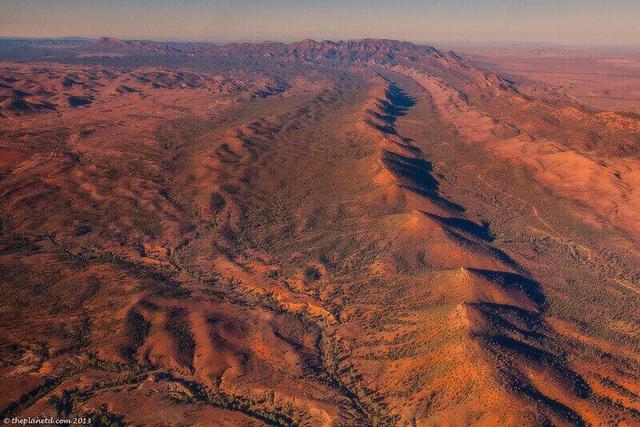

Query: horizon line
1;34;639;50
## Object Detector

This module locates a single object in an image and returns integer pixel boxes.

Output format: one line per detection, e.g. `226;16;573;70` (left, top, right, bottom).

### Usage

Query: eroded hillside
0;39;639;426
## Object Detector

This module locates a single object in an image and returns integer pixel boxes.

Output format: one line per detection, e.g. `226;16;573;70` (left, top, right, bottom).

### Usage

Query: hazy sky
0;0;639;46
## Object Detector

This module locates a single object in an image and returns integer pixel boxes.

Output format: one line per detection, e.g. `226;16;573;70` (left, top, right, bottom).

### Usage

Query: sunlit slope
1;40;639;425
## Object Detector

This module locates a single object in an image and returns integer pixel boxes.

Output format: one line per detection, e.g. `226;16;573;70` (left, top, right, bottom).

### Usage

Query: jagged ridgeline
0;38;639;426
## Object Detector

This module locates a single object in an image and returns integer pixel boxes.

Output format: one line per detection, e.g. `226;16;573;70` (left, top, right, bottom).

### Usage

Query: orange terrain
0;38;639;426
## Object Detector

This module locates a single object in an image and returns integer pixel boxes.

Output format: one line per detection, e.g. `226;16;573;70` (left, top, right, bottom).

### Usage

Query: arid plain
0;38;639;426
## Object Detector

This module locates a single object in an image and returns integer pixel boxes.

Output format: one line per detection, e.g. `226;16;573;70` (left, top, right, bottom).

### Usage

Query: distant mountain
0;37;91;48
0;36;471;69
184;38;465;66
78;37;453;63
206;38;448;63
86;36;184;54
70;37;514;103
